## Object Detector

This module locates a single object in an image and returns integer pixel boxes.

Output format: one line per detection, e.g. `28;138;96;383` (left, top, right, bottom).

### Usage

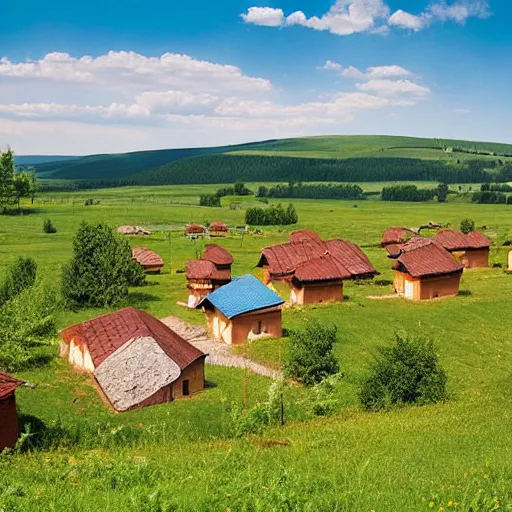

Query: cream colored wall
65;340;95;372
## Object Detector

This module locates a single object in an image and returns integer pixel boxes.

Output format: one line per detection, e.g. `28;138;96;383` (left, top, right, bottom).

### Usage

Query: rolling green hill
33;135;512;184
15;155;82;166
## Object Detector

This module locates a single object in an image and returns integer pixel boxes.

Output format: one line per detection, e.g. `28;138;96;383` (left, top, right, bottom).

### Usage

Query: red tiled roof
209;221;228;232
381;227;415;247
258;231;376;281
132;247;164;269
290;230;324;244
186;259;230;281
393;238;463;278
434;229;491;251
60;307;205;369
0;372;24;400
185;224;206;234
203;244;234;266
294;254;351;282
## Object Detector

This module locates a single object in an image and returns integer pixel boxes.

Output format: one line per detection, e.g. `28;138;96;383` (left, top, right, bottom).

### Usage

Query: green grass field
2;184;512;511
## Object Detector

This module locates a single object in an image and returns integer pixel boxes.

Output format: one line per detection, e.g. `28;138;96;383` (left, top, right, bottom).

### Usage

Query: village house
257;230;376;305
197;274;284;344
209;221;229;236
185;224;206;238
0;372;25;451
389;237;463;300
433;229;491;268
60;307;206;412
381;227;416;250
186;244;234;307
132;247;164;273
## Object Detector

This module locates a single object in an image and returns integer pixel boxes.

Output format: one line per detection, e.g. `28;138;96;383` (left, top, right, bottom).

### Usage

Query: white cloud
241;7;285;26
320;62;411;79
342;66;365;78
453;108;471;114
317;60;343;72
356;79;430;97
243;0;491;35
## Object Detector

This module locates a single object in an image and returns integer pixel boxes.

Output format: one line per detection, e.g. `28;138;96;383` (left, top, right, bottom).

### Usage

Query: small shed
433;229;491;268
390;237;463;300
257;230;376;305
132;247;164;273
117;226;151;236
186;244;233;307
0;372;25;451
209;221;229;236
381;227;415;248
185;224;206;238
60;307;206;411
197;274;284;344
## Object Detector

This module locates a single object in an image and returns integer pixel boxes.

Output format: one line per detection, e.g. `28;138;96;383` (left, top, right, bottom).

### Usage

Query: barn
209;221;229;236
433;229;491;268
60;307;206;412
0;372;25;451
390;237;463;300
185;224;206;237
257;230;376;305
381;227;415;248
186;244;233;307
197;274;284;344
132;247;164;273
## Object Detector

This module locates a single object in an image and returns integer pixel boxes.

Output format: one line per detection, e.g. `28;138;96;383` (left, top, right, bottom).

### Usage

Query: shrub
359;332;447;412
0;257;37;306
437;182;449;202
62;222;145;309
199;194;221;207
245;203;298;226
43;219;57;234
284;321;340;386
126;259;147;287
460;218;475;234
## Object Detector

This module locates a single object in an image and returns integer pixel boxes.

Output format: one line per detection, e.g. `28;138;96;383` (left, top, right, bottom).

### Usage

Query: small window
182;380;190;396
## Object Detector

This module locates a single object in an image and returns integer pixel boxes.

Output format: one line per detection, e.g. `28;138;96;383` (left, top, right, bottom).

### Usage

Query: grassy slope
33;135;512;182
1;185;512;510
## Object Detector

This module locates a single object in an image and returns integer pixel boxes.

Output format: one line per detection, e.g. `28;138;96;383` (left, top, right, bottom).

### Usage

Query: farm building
389;237;463;300
209;221;229;236
185;224;206;238
60;307;206;412
197;274;284;344
0;372;25;451
257;230;376;305
381;227;416;248
433;229;491;268
186;244;234;307
132;247;164;273
117;226;151;235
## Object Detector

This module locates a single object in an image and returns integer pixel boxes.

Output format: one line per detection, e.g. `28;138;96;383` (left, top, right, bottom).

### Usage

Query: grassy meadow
2;183;512;511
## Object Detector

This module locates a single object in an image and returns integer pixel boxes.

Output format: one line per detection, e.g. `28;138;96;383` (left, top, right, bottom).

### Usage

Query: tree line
381;185;438;202
256;182;365;200
245;204;298;225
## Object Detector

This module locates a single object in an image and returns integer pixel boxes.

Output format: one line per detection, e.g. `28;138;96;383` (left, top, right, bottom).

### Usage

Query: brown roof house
132;247;164;273
433;229;492;268
0;372;25;451
381;227;416;249
389;237;463;300
185;244;234;308
60;307;206;411
185;224;207;238
197;274;284;345
257;230;376;305
209;221;229;237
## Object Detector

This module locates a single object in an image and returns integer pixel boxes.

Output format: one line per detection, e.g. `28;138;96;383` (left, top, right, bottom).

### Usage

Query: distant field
2;184;512;511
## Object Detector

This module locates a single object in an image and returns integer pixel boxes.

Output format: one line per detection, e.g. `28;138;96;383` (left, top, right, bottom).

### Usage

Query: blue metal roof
198;274;284;319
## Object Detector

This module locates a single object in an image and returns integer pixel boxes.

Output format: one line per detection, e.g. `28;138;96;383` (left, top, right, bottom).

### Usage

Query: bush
62;222;145;309
245;203;298;226
284;321;339;386
43;219;57;234
359;332;447;412
381;184;437;202
126;259;147;287
0;257;37;306
460;218;475;234
437;182;449;202
199;194;221;207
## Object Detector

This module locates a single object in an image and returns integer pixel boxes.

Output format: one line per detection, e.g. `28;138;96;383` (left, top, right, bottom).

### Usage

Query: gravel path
161;316;283;380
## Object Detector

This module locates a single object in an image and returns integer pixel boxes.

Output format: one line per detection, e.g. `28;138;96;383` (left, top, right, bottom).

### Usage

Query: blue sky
1;0;510;154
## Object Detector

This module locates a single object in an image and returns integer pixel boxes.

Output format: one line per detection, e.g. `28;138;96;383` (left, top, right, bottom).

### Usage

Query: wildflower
429;502;435;509
484;473;489;479
448;500;457;508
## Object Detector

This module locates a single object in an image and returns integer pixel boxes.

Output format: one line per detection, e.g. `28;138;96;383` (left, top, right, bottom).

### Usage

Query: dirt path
161;316;283;380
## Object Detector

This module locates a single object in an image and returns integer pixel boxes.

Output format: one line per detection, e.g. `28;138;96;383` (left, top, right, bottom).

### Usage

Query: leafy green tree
460;218;475;234
199;194;221;207
43;219;57;234
284;321;340;386
0;257;37;306
437;182;449;202
360;332;447;411
62;222;145;309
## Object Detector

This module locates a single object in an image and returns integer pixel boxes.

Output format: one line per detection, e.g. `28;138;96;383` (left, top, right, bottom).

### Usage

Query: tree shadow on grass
204;380;218;389
458;290;472;297
15;413;66;452
2;208;45;216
